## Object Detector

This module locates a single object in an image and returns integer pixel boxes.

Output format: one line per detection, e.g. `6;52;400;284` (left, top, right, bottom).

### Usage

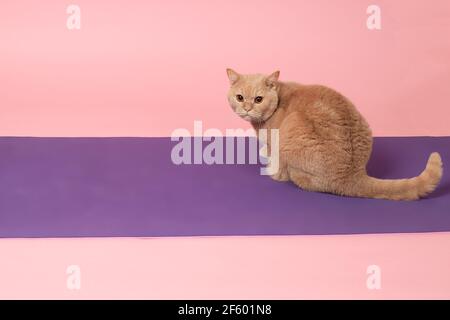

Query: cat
226;68;443;200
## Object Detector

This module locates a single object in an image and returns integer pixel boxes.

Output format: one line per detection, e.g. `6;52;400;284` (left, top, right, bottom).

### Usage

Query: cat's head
226;69;280;123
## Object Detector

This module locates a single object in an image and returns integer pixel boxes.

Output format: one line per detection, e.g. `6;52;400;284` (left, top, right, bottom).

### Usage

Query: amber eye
254;96;264;103
236;94;244;102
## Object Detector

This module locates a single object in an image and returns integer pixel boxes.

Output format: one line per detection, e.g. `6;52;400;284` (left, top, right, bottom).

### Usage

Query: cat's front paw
270;170;289;182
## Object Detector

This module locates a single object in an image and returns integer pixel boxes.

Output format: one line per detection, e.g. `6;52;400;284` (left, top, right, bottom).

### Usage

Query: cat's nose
243;103;252;111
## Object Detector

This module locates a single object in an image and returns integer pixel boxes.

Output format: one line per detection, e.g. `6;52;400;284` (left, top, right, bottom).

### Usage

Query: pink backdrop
1;234;450;299
1;0;450;137
1;0;450;299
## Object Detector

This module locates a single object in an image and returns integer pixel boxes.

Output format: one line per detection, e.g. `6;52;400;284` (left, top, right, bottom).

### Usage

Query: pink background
0;233;449;299
1;0;450;137
1;0;450;299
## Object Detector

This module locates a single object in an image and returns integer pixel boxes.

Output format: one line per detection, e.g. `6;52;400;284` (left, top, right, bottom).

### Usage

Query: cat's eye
236;94;244;102
254;96;264;104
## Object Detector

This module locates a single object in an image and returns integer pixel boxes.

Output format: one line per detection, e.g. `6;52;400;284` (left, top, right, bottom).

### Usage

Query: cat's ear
265;71;280;87
226;68;240;85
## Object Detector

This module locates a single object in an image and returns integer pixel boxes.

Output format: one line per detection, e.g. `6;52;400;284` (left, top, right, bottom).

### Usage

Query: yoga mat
0;137;449;238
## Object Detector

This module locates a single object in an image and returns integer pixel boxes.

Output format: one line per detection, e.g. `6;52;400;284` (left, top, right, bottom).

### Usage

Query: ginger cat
226;68;443;200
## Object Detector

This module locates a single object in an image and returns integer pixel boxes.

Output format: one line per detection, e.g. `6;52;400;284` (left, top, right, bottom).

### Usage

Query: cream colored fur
226;69;443;200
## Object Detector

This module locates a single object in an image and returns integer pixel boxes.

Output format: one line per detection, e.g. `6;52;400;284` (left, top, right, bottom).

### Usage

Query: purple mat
0;136;449;238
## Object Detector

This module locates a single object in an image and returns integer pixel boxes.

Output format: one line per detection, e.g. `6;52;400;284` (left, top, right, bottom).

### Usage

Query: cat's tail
351;152;443;201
